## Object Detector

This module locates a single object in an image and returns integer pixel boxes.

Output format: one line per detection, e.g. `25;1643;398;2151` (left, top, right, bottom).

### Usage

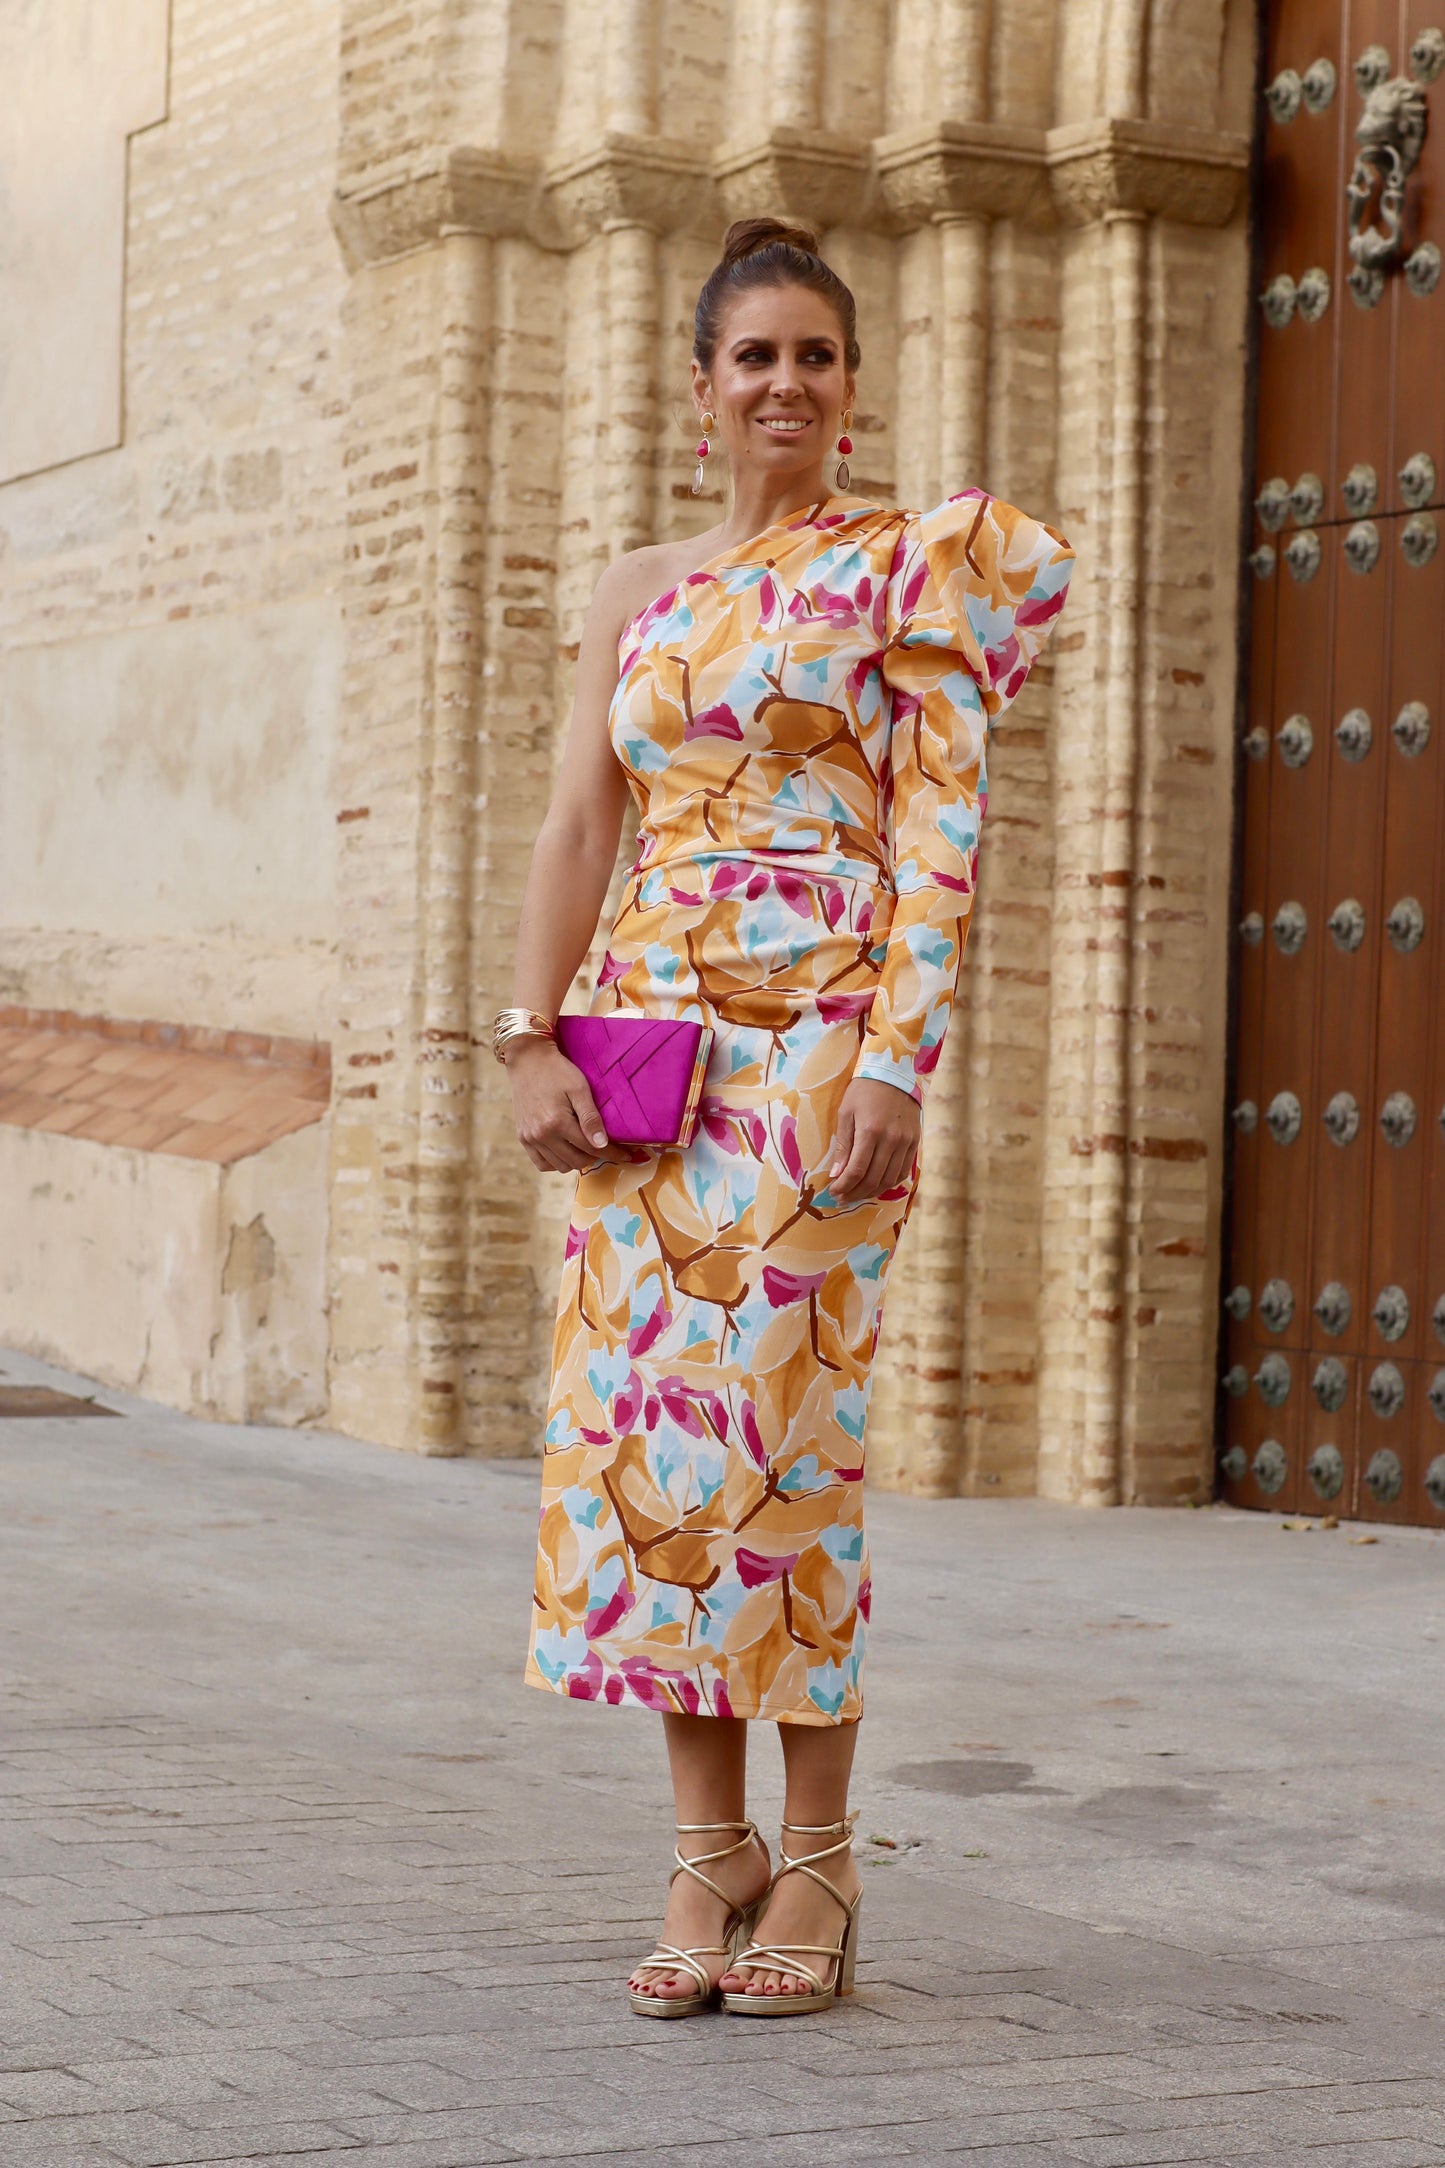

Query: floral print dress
525;490;1074;1724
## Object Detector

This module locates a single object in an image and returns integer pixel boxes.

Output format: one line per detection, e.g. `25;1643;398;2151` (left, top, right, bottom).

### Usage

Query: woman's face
692;283;855;481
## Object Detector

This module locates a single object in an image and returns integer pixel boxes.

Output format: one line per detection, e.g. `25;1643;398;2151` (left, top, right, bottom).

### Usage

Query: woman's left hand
826;1078;921;1205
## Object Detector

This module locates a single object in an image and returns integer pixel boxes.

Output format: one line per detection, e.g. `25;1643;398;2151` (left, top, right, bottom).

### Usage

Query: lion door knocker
1347;59;1431;308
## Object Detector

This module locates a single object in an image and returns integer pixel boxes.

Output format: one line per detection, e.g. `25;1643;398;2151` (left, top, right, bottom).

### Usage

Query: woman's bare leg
628;1714;771;2001
718;1717;863;1998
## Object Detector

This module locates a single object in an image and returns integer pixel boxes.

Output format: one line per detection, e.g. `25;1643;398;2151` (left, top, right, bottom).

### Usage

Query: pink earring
835;411;853;491
692;410;715;497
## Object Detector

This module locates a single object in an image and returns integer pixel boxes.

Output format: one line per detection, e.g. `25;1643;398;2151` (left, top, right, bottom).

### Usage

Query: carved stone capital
875;115;1248;235
542;134;714;247
713;129;873;231
875;121;1053;232
330;151;539;270
1046;117;1249;228
330;112;1252;271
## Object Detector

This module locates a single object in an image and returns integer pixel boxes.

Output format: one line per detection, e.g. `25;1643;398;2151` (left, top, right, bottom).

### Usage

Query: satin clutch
554;1013;713;1149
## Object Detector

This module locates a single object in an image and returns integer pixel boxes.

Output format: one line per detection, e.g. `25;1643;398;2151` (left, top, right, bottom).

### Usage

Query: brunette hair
692;217;861;373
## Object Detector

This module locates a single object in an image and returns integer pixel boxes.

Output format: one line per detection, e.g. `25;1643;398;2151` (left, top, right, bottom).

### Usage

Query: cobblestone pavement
3;1344;1445;2167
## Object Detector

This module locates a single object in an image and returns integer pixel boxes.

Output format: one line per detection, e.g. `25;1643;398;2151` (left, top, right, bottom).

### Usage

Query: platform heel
628;1818;769;2019
721;1813;863;2017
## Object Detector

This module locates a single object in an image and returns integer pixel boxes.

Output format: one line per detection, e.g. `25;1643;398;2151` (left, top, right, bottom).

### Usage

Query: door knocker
1347;70;1429;306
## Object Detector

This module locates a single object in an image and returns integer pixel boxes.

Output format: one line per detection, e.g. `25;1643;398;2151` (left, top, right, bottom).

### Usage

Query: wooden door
1223;0;1445;1526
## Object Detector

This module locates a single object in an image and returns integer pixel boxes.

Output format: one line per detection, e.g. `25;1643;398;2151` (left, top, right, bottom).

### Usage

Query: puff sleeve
853;490;1074;1104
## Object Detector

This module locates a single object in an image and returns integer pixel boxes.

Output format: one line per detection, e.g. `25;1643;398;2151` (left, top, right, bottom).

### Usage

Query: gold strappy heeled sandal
720;1813;863;2017
628;1818;769;2020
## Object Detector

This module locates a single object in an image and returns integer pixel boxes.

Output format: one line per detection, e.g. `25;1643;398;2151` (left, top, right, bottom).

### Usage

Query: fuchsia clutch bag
554;1013;714;1149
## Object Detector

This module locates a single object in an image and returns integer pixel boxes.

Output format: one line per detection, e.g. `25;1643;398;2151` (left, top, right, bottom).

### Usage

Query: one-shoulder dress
524;490;1074;1724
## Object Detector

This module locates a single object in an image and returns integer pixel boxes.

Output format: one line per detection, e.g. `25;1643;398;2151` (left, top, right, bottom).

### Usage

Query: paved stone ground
3;1344;1445;2167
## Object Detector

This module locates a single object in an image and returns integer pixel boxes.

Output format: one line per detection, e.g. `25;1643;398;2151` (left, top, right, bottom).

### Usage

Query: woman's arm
506;562;637;1173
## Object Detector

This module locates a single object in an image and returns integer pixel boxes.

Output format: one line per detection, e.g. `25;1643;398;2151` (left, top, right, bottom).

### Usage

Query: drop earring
834;411;853;491
692;410;715;497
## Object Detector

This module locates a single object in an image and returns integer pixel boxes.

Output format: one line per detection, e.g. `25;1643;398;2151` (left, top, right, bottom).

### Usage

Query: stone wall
2;0;1259;1503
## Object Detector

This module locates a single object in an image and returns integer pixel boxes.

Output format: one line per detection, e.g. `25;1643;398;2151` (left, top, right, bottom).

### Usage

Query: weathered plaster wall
0;1117;330;1422
0;0;169;483
0;0;347;1043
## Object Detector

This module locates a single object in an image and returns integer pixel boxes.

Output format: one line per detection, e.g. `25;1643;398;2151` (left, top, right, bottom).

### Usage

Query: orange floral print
525;491;1074;1723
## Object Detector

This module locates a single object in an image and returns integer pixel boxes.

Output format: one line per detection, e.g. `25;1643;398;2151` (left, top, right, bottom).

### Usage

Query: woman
500;218;1073;2018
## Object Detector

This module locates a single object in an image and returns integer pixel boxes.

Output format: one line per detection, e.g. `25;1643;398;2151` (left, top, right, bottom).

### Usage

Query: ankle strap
780;1813;856;1838
669;1818;763;1911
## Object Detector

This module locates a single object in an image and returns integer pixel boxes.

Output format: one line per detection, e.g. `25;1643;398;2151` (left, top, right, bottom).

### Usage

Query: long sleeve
853;490;1075;1104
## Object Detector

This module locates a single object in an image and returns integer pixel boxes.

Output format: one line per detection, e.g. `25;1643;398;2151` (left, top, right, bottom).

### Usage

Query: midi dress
524;489;1074;1724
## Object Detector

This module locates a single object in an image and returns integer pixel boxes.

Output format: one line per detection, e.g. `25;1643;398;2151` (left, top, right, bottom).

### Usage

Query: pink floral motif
684;702;744;742
817;991;874;1026
655;1376;705;1435
773;871;812;918
701;1100;742;1154
565;1650;604;1700
628;1301;669;1358
613;1371;644;1432
735;1546;800;1588
761;1264;828;1308
586;1583;637;1638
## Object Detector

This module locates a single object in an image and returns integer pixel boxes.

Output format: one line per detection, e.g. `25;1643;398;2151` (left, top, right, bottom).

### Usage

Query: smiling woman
497;216;1074;2023
689;217;862;494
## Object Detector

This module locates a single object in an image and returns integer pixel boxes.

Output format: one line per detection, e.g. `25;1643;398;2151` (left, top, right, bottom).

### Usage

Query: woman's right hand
507;1039;615;1173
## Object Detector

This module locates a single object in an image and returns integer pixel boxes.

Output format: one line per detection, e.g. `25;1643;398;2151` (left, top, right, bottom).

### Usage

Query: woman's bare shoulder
591;533;725;638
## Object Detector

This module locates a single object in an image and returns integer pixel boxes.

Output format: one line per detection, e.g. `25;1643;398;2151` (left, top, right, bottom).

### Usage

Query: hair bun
719;216;820;267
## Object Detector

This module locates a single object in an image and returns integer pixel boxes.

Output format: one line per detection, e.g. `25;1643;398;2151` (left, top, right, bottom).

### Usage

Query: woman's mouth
756;416;813;437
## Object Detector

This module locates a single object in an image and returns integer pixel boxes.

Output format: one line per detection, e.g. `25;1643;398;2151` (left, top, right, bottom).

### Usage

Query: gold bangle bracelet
491;1008;556;1065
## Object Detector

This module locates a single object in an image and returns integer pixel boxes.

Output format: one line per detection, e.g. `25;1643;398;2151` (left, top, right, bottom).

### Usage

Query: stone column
1037;0;1153;1503
936;0;992;125
603;220;659;559
771;0;825;132
604;0;657;138
415;231;493;1453
873;210;991;1498
1071;205;1146;1505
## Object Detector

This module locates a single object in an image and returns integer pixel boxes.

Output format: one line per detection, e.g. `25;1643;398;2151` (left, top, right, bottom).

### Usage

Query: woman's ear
689;360;712;417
